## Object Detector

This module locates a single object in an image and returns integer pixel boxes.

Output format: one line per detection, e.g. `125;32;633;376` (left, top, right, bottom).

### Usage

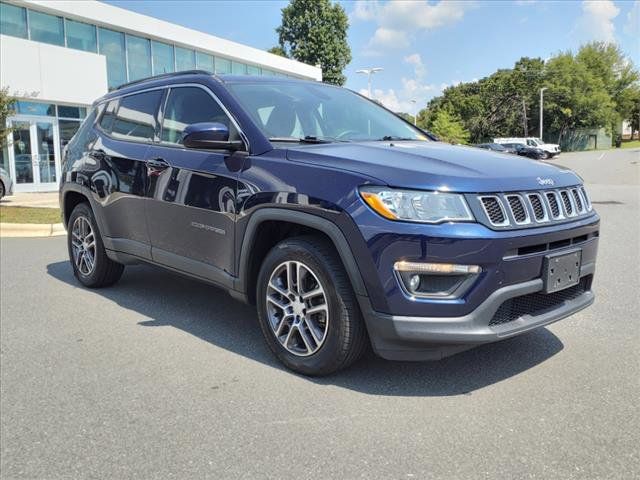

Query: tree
0;87;16;149
267;46;288;58
275;0;351;85
428;108;470;144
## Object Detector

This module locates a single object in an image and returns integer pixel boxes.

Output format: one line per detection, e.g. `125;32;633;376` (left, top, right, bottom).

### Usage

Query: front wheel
67;202;124;288
256;236;368;376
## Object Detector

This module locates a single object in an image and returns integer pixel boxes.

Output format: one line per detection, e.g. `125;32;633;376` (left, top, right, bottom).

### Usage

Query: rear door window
111;90;163;142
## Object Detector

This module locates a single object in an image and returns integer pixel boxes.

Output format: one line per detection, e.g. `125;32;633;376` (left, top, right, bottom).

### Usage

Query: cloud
368;27;410;50
574;0;620;43
360;53;435;112
353;0;473;52
624;1;639;37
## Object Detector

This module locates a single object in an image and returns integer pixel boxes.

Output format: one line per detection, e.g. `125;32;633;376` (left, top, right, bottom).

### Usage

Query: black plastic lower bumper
361;263;596;361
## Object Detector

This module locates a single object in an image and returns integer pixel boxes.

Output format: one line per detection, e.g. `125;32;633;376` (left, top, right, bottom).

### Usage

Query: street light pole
539;87;548;141
410;99;417;125
356;67;383;99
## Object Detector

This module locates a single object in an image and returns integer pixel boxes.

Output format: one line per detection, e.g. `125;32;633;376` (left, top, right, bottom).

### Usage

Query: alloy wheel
266;261;329;356
71;216;96;276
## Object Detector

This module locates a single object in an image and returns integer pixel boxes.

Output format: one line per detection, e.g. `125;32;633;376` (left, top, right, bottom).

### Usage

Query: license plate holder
543;249;582;294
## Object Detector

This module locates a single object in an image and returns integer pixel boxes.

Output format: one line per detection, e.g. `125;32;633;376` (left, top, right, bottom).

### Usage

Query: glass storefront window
0;145;9;173
175;46;196;71
98;28;127;89
57;105;86;119
65;19;96;52
16;101;56;116
215;57;232;74
232;61;247;75
0;2;27;38
196;52;214;73
247;64;261;76
126;34;152;81
28;10;64;46
59;119;82;151
152;40;174;74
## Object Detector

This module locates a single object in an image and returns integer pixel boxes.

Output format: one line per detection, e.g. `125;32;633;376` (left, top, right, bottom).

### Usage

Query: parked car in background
0;167;14;200
59;71;598;375
494;137;560;158
475;143;510;153
502;143;546;160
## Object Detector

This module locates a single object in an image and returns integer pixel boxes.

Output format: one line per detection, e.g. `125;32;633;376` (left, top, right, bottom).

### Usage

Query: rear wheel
67;202;124;288
0;181;5;200
256;236;368;376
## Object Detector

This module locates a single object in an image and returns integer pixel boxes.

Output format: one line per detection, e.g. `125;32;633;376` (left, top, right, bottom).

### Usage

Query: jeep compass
60;71;599;375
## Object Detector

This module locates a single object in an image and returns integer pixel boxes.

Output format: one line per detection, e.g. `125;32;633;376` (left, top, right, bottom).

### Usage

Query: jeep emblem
537;177;554;186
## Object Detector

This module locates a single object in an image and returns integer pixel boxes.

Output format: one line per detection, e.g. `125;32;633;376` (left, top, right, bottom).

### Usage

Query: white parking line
598;152;606;160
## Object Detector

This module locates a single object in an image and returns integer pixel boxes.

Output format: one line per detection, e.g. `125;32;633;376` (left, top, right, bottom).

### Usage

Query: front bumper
362;263;594;361
347;204;599;361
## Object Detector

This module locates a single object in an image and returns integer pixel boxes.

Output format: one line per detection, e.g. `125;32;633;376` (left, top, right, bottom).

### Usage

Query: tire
67;202;124;288
256;236;368;376
0;181;5;200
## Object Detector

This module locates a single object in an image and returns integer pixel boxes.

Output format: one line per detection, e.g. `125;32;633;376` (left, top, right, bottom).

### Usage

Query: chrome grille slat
505;194;530;225
527;193;549;222
476;186;593;229
571;188;585;213
560;190;575;217
479;196;509;227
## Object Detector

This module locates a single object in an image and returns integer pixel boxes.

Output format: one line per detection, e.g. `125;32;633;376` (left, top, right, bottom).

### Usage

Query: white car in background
494;137;561;159
0;167;14;200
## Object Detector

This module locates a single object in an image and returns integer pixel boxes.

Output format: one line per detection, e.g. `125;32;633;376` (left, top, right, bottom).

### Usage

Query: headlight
359;187;474;224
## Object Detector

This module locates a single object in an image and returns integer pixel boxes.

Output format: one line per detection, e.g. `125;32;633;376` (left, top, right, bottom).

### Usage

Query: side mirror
181;122;245;151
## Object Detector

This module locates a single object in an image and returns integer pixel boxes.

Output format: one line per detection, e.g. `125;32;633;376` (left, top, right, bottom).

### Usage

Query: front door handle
146;157;170;176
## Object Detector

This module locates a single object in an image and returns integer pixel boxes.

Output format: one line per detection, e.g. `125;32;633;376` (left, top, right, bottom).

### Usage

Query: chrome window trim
93;82;250;152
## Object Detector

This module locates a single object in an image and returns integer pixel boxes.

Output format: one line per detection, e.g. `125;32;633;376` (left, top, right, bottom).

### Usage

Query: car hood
285;141;580;192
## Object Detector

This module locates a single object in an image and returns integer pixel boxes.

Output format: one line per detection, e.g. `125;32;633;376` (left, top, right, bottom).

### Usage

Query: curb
0;222;66;238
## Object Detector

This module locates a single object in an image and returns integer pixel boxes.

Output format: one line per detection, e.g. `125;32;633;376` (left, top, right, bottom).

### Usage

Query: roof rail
114;70;212;91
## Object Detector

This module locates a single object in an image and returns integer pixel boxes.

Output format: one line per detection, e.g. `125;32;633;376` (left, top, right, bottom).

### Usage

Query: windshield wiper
378;135;416;141
268;136;337;144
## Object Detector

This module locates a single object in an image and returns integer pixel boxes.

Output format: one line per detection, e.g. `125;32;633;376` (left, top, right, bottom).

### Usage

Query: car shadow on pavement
47;261;564;397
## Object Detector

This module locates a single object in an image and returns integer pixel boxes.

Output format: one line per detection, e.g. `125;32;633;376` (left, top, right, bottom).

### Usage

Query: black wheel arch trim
235;208;369;300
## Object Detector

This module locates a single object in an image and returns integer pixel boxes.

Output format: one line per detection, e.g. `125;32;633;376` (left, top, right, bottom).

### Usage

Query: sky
105;0;640;114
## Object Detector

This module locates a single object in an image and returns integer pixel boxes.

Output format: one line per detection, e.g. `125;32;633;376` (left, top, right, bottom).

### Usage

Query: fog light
394;261;481;275
393;261;482;299
408;274;421;291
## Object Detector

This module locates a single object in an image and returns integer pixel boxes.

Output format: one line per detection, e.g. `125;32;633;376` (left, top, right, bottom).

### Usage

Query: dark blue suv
60;71;599;375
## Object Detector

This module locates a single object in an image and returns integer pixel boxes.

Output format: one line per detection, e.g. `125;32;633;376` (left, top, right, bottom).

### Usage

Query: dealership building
0;0;321;192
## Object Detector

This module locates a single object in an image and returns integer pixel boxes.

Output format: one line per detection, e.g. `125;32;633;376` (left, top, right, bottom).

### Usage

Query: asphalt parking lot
1;148;638;479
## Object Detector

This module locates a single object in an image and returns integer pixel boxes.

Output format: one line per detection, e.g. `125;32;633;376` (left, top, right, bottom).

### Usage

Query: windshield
227;81;429;142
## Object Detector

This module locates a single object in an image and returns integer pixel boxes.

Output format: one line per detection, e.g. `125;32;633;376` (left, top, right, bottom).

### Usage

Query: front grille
480;196;507;225
489;277;589;326
473;186;594;229
560;190;574;216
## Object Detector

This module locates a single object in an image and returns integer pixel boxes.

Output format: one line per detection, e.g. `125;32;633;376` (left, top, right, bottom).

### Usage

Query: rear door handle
147;157;169;169
88;149;107;160
146;157;170;176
